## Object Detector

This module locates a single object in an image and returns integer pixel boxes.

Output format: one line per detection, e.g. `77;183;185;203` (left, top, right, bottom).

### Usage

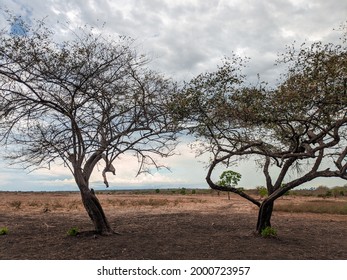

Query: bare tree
177;29;347;234
0;16;178;234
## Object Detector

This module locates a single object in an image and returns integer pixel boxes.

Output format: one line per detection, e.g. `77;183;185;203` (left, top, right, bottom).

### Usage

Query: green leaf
218;170;241;187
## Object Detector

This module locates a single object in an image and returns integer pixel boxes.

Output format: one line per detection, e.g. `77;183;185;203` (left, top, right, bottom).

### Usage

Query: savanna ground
1;189;347;260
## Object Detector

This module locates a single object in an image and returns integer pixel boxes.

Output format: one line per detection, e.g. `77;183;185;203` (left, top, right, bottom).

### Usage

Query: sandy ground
0;191;347;259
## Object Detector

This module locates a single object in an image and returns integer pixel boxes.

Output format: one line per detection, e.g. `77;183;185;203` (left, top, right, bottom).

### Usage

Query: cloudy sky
0;0;346;191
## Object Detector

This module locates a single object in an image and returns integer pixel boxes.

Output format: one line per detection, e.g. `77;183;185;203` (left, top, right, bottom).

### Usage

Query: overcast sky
0;0;346;191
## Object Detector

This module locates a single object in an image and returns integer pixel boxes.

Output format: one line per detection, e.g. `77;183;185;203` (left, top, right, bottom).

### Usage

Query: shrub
257;186;268;198
332;187;345;197
261;226;277;238
67;227;79;236
315;185;330;196
0;227;9;235
325;190;332;197
155;189;160;194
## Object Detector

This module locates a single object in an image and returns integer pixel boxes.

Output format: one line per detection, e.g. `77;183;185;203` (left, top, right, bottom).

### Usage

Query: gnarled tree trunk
79;186;114;235
75;167;114;235
256;199;274;234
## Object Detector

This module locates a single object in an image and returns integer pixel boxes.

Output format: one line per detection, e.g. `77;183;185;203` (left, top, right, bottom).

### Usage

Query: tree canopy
177;25;347;233
0;16;178;234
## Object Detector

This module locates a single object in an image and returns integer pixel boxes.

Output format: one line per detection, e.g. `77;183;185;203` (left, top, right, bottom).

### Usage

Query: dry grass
0;192;215;214
103;196;208;208
105;197;171;207
1;192;84;213
275;198;347;215
8;200;22;209
1;191;347;260
2;191;346;216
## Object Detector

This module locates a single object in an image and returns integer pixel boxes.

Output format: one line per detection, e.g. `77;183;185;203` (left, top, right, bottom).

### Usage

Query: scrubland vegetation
2;185;347;215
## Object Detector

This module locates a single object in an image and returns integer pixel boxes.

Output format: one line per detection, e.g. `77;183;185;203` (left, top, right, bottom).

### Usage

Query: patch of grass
275;200;347;215
105;198;117;206
42;201;64;212
133;198;170;207
9;200;22;209
261;226;277;238
51;201;64;210
67;227;79;236
28;200;42;207
67;200;81;210
107;196;209;208
108;198;171;207
0;227;9;235
118;200;127;207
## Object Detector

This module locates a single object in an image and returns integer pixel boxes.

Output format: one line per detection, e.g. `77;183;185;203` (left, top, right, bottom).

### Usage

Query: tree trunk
79;185;114;235
256;199;274;234
72;164;114;235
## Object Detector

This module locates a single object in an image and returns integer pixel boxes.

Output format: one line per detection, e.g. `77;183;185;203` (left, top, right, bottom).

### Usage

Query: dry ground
0;191;347;259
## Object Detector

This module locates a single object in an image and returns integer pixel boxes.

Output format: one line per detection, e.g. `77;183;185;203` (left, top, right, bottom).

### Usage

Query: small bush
180;188;186;195
261;226;277;238
191;189;196;195
0;227;9;235
257;186;268;198
67;227;79;236
155;189;160;194
325;190;332;197
332;187;345;197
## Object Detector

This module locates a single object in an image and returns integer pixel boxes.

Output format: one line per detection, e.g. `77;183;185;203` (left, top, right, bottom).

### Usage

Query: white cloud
3;0;346;82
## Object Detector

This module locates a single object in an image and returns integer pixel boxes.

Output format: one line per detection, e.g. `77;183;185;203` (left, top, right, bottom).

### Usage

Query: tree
0;16;178;234
217;170;241;200
178;28;347;234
